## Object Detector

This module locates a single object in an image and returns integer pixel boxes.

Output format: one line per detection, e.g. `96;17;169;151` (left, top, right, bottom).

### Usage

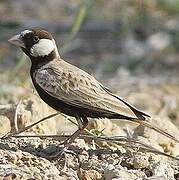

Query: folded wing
34;60;149;119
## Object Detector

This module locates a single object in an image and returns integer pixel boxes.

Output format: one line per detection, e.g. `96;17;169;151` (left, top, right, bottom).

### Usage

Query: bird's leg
63;115;88;146
49;115;88;159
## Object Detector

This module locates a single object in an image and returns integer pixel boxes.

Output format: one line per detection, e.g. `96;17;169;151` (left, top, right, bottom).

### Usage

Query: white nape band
30;39;55;57
21;30;32;36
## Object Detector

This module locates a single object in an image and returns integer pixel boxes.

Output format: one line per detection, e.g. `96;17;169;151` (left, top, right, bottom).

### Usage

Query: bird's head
8;28;59;63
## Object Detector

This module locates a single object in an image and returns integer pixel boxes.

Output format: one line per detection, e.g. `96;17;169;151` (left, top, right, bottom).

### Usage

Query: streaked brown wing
34;60;140;118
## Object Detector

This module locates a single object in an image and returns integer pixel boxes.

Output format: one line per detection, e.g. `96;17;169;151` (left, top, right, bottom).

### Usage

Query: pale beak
8;34;25;48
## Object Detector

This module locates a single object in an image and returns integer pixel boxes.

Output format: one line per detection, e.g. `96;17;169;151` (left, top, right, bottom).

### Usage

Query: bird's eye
33;36;39;43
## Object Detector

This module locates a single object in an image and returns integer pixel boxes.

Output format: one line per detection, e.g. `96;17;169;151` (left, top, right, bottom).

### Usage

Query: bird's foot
59;137;71;146
44;146;77;161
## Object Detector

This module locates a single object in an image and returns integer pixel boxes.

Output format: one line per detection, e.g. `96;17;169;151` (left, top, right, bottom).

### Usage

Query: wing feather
34;60;145;119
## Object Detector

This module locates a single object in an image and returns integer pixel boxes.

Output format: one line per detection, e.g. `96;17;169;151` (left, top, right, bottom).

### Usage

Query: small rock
0;115;11;135
128;169;147;179
0;173;17;180
104;164;131;180
74;139;89;150
150;161;175;180
78;168;102;180
146;175;168;180
133;152;149;169
147;32;171;50
60;168;79;179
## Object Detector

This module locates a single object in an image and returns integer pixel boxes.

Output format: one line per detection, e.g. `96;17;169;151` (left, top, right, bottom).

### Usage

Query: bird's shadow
0;137;122;162
0;138;65;160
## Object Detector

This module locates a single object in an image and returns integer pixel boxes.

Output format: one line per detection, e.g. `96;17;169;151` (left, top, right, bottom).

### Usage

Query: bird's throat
26;49;59;66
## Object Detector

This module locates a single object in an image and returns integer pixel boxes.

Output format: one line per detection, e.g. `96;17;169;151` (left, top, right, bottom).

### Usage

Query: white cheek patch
30;39;55;57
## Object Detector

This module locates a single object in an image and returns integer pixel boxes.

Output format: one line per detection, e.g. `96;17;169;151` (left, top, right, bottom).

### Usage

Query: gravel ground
0;135;178;179
0;90;179;179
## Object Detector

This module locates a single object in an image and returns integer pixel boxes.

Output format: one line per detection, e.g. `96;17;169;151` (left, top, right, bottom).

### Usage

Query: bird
8;28;150;156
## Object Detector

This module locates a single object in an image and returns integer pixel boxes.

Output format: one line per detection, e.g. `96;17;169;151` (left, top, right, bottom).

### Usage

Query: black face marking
22;33;37;50
18;28;58;64
21;28;53;51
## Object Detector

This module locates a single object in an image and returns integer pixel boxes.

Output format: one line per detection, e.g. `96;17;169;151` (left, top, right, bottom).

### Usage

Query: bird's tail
101;85;150;120
108;115;179;144
99;85;179;143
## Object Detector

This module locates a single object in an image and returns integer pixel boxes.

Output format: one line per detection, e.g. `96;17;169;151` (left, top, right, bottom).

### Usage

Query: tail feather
101;85;150;120
99;86;179;144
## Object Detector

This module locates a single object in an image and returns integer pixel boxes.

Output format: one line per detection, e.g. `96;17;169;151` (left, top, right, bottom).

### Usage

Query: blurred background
0;0;179;129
